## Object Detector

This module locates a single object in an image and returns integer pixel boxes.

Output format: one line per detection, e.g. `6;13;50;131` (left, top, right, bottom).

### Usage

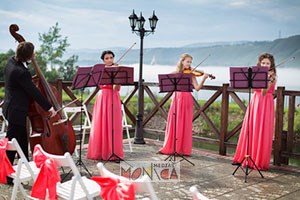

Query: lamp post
128;10;158;144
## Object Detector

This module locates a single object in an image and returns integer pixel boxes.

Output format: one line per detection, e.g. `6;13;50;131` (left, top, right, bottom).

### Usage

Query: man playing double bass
2;41;57;169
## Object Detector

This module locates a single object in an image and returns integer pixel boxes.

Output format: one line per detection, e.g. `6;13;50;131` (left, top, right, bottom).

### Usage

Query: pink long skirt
233;83;275;170
159;92;193;156
87;85;123;160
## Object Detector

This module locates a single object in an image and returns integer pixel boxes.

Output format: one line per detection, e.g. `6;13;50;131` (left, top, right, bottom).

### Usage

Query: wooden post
285;95;295;164
274;86;285;166
56;79;63;106
220;84;229;155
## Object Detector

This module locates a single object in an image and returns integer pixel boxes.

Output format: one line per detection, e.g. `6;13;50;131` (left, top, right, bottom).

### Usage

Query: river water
120;64;300;104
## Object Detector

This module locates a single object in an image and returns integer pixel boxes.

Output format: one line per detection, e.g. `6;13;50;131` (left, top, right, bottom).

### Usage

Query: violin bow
192;54;211;71
276;56;295;67
55;98;79;113
52;98;79;125
115;42;137;64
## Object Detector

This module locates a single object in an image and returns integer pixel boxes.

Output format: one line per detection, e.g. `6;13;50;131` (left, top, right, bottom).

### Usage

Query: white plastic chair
34;144;100;200
63;104;91;155
0;107;8;138
97;162;158;200
121;103;133;152
6;138;40;200
189;185;209;200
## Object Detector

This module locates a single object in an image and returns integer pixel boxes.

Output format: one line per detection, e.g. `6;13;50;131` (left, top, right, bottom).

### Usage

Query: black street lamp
128;10;158;144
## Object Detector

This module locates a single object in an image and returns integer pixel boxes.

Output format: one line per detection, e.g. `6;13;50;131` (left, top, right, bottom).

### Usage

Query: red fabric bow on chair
0;138;15;184
92;176;135;200
31;146;61;200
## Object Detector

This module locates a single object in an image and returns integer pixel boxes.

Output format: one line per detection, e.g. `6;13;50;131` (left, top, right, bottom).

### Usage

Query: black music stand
230;66;268;182
99;66;134;164
69;64;105;177
158;73;195;166
72;64;105;89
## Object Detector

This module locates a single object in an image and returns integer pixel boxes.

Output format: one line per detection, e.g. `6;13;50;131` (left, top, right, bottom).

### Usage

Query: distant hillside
68;35;300;68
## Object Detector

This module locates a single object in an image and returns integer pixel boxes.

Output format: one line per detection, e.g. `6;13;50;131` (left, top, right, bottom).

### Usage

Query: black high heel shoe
232;162;241;166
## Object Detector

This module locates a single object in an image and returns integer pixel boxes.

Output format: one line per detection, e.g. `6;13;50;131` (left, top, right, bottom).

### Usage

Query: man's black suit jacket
2;57;52;126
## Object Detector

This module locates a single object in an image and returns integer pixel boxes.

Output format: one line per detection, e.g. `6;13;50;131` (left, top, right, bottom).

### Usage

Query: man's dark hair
15;41;34;62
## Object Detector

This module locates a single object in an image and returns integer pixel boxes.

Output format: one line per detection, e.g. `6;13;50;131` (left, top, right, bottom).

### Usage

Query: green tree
58;54;79;81
35;22;78;81
0;49;15;81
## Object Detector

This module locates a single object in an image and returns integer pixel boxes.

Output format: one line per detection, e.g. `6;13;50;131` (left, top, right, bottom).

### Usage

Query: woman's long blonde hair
176;53;193;72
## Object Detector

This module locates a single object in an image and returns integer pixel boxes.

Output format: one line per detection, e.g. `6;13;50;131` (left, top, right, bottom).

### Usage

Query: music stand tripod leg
62;89;92;181
232;157;244;176
102;72;130;166
177;153;195;166
76;88;92;176
164;107;178;164
167;93;194;166
103;85;123;164
230;66;268;182
158;74;194;166
248;156;264;178
98;67;133;166
164;154;174;162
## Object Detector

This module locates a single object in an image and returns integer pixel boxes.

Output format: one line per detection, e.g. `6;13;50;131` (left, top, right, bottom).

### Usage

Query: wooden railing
1;80;299;166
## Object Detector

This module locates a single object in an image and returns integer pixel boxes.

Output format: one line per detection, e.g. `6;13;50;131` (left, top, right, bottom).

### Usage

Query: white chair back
7;138;40;200
97;162;158;200
0;107;8;138
34;144;100;200
189;185;209;200
63;104;91;156
97;162;128;182
121;103;133;152
133;175;158;200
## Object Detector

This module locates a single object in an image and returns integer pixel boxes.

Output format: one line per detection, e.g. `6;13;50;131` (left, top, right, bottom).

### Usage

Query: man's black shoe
6;177;14;186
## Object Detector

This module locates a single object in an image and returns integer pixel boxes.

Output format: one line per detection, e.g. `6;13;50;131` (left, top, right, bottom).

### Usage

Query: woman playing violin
232;53;277;170
159;53;209;156
86;50;123;162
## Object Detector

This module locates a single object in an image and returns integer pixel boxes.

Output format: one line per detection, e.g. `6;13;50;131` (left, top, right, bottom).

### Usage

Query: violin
183;54;216;79
268;68;276;83
183;69;216;80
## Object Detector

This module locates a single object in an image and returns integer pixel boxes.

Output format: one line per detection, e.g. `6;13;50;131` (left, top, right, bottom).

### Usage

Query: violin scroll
207;73;216;80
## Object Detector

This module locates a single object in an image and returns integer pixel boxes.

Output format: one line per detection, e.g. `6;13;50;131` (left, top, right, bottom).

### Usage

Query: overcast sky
1;0;300;52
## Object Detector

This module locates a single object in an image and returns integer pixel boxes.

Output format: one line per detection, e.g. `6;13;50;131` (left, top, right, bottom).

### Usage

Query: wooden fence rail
0;80;299;167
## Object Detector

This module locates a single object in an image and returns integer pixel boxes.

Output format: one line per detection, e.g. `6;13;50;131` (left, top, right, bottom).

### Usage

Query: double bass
9;24;76;155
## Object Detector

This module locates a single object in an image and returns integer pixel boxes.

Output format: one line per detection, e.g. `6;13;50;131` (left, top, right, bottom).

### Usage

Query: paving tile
1;138;300;199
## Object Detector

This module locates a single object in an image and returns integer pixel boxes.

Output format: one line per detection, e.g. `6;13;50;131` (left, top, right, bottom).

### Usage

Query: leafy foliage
0;23;78;81
35;22;78;81
0;49;15;81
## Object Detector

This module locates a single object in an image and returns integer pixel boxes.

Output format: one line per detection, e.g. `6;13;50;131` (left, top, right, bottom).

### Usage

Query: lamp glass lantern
149;11;159;31
137;13;146;29
128;10;138;31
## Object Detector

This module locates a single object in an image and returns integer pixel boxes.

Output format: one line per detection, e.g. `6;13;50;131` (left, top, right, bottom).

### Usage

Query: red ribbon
92;176;135;200
31;146;61;200
0;138;15;184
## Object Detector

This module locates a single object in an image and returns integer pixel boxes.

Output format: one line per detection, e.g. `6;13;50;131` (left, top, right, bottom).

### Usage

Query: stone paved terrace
1;138;300;200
